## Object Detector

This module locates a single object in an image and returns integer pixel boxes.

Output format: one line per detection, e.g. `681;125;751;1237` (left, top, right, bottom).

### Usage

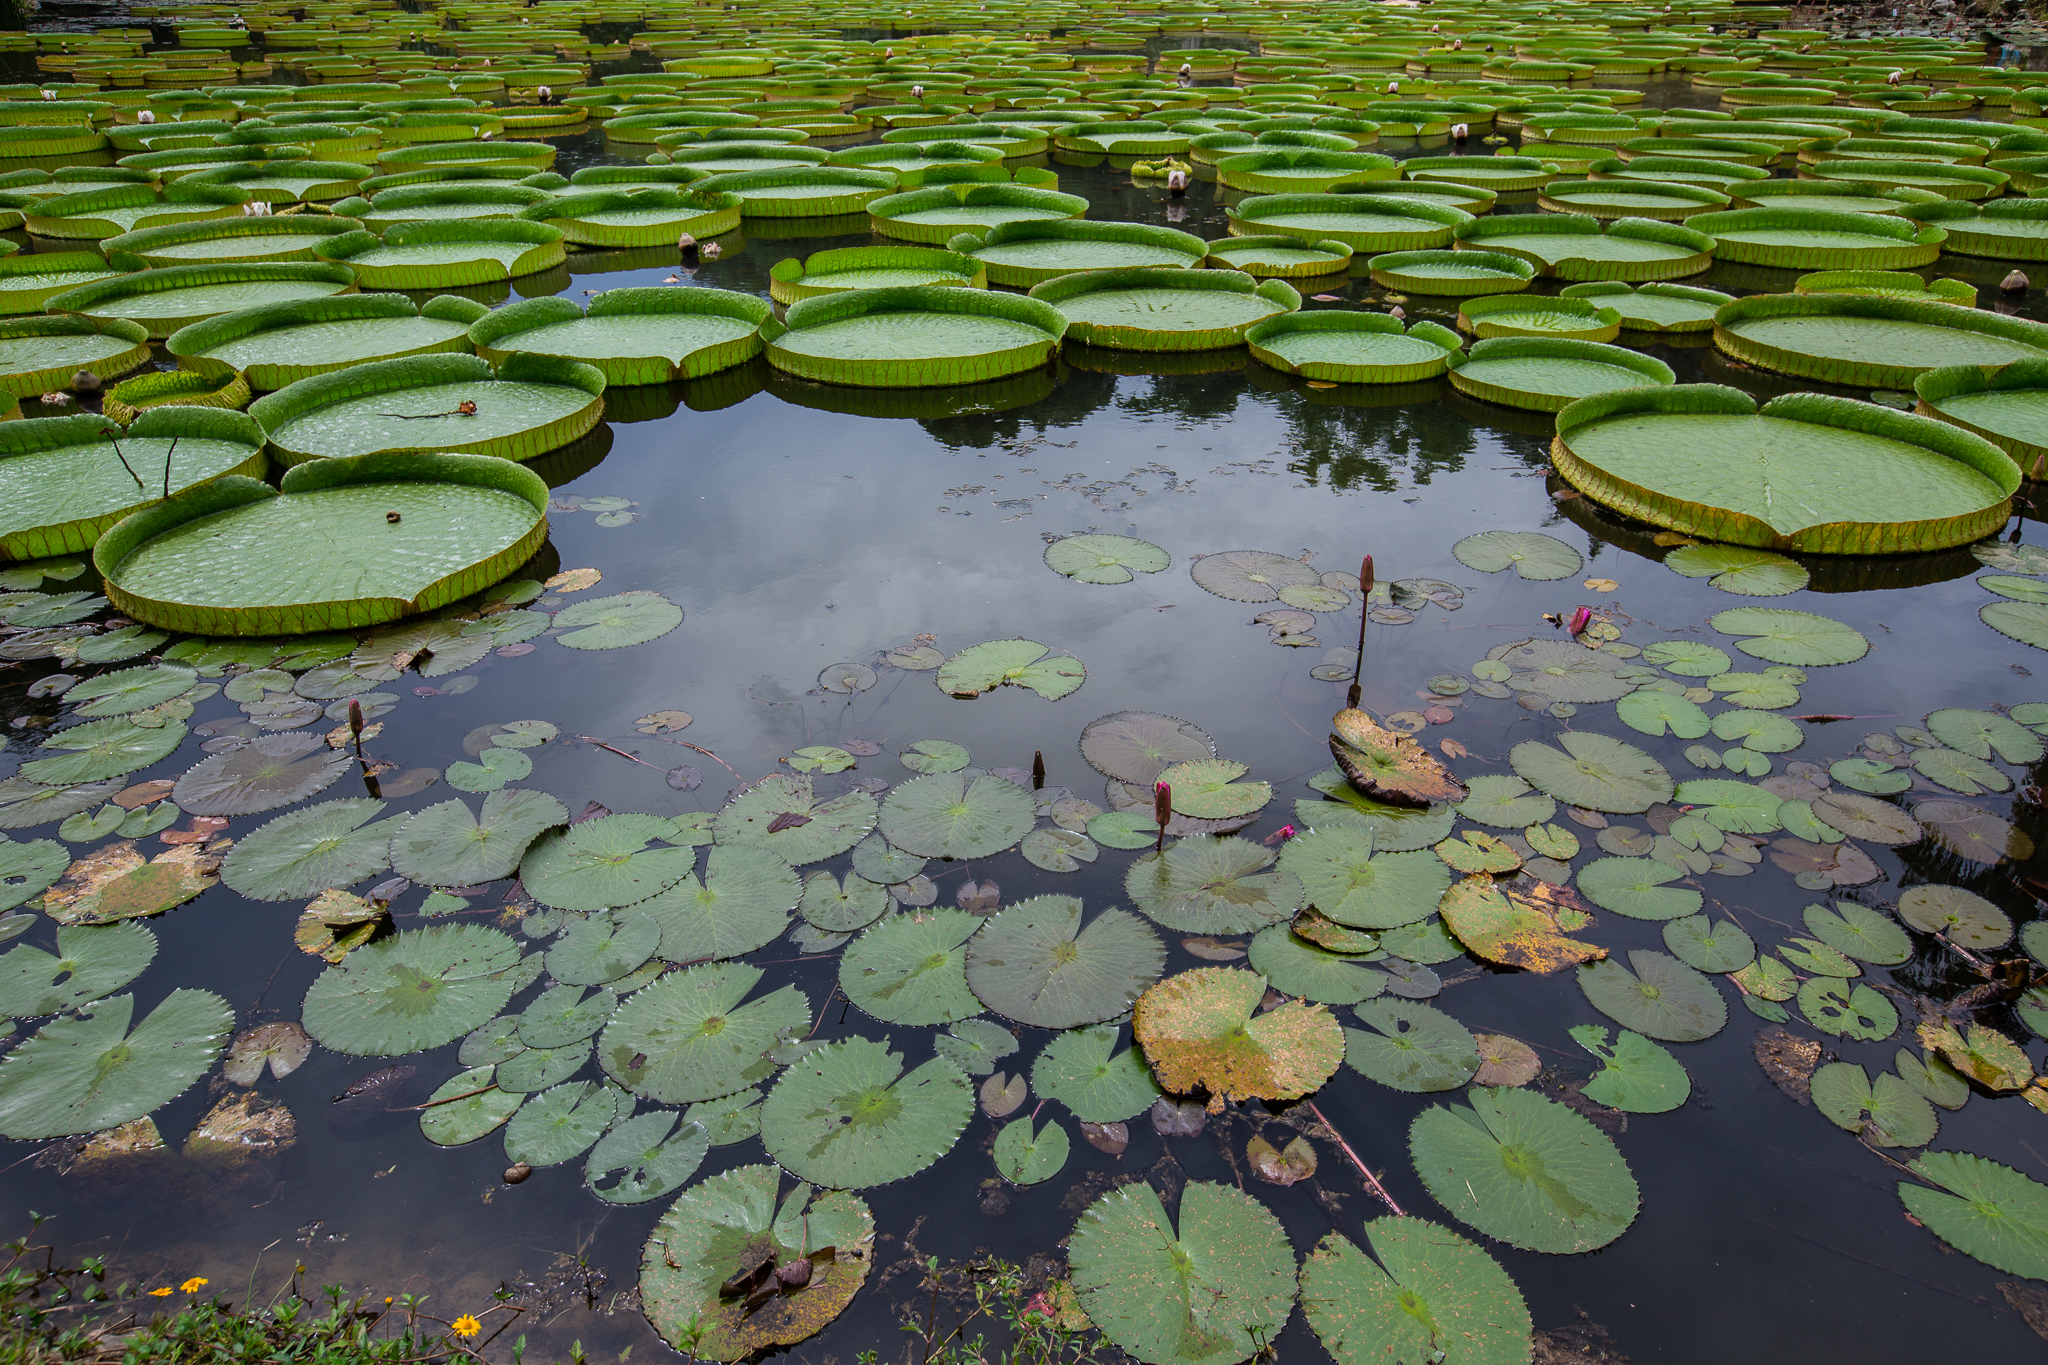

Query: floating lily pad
1812;1062;1936;1148
1452;530;1582;581
1070;1181;1297;1365
1298;1221;1532;1365
933;1019;1018;1077
966;897;1163;1029
221;1020;312;1086
1616;689;1713;740
520;813;697;912
1409;1087;1639;1254
798;871;890;934
1045;534;1170;585
1457;775;1557;829
1642;640;1732;678
1131;966;1344;1103
877;771;1033;860
935;638;1085;701
1579;950;1726;1041
1439;875;1605;974
841;908;982;1026
898;740;968;775
554;592;684;650
1926;707;2043;763
0;920;156;1018
1575;856;1703;922
587;1109;709;1205
1899;1152;2048;1280
1332;709;1468;806
1797;977;1898;1041
0;989;231;1140
1806;792;1921;848
599;961;810;1104
760;1035;973;1189
1190;549;1320;603
1159;758;1272;820
1803;902;1912;965
0;839;70;912
1913;799;2030;864
420;1064;524;1145
1570;1024;1691;1114
547;910;660;987
1021;827;1098;872
715;775;877;866
1897;884;2012;948
301;924;523;1057
219;798;399;902
504;1079;617;1167
1664;544;1810;596
1710;606;1870;666
1014;1015;1151;1119
636;845;802;965
1078;711;1216;785
1247;924;1388;1004
640;1164;876;1362
1511;732;1672;813
22;718;186;787
1125;835;1303;934
993;1114;1070;1185
520;984;618;1050
849;834;925;887
390;788;568;888
1301;773;1459;852
1345;999;1480;1093
1662;915;1756;973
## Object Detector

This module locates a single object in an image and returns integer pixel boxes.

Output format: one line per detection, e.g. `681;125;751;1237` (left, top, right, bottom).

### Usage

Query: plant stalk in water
1347;554;1373;711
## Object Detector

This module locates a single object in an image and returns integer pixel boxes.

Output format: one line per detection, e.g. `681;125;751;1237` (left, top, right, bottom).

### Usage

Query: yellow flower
450;1315;481;1339
148;1288;172;1297
180;1278;208;1294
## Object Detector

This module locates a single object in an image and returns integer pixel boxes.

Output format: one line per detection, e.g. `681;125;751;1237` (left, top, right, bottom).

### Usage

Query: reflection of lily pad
1031;1023;1163;1121
935;638;1086;700
641;1164;876;1362
1409;1087;1639;1254
1299;1221;1531;1365
878;771;1033;860
1132;966;1344;1102
760;1035;973;1188
1345;999;1480;1093
841;908;982;1025
1452;530;1581;580
1070;1181;1297;1365
1578;949;1726;1041
1045;534;1170;584
1125;835;1303;933
966;896;1163;1029
0;989;232;1140
1078;711;1216;785
301;924;523;1056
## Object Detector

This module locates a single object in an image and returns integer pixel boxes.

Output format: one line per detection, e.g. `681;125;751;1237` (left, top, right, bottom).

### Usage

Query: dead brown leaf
1473;1033;1541;1087
1247;1134;1317;1186
1753;1025;1821;1105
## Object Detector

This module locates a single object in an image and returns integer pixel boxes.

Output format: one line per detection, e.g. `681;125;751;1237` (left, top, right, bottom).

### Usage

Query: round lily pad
1033;1023;1163;1122
966;896;1163;1029
1078;711;1215;785
1798;977;1899;1042
1897;884;2012;948
899;739;968;774
849;834;925;886
635;845;802;964
993;1114;1070;1185
0;989;232;1140
1332;709;1469;805
877;771;1033;860
842;908;982;1026
1570;1024;1692;1114
1456;774;1558;829
1813;1062;1936;1148
1899;1152;2048;1280
1045;534;1170;585
1126;834;1303;934
1662;915;1755;973
1158;758;1272;820
1710;606;1870;666
1664;544;1810;596
1616;690;1712;739
1299;1221;1532;1365
1579;949;1726;1041
219;798;399;901
1409;1087;1639;1254
799;871;890;933
1345;999;1480;1092
519;813;697;912
1452;530;1582;580
301;924;524;1057
21;718;186;787
504;1079;618;1167
1131;965;1345;1103
519;984;618;1049
547;910;660;987
390;788;568;888
599;961;810;1104
0;920;157;1019
419;1064;524;1145
934;638;1086;701
1804;901;1912;965
1190;549;1320;603
554;592;684;650
1510;732;1673;813
1247;924;1388;1004
760;1035;974;1189
1277;828;1449;932
1914;799;2030;864
1642;640;1732;677
587;1110;710;1205
714;775;878;866
1020;827;1098;872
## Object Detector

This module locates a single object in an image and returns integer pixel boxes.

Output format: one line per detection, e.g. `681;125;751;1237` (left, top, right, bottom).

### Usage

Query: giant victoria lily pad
641;1165;876;1361
1552;386;2018;555
688;167;899;219
1448;337;1674;413
759;1035;973;1188
951;219;1207;288
166;294;490;392
767;245;987;305
1069;1181;1297;1365
0;989;232;1139
1299;1221;1531;1365
1029;268;1300;352
1228;192;1472;253
1409;1087;1640;1253
0;316;152;401
97;453;549;636
1205;234;1355;280
46;262;358;341
1246;312;1463;385
762;286;1066;388
250;353;605;466
1915;359;2048;475
0;252;126;318
471;288;770;387
351;183;554;233
519;187;742;246
1690;206;1945;270
1131;966;1344;1102
1453;214;1715;282
965;896;1165;1028
1365;248;1535;298
1713;293;2048;390
866;183;1087;244
0;409;267;560
104;214;363;268
24;183;245;241
314;219;568;289
301;924;524;1056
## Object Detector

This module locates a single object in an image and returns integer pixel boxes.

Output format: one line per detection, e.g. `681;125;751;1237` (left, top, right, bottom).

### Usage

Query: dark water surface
1;45;2046;1365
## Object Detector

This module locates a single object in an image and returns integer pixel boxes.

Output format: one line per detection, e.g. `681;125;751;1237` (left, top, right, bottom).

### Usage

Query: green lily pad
966;896;1164;1029
841;907;982;1026
1409;1087;1640;1254
548;590;682;650
1452;530;1582;580
1926;707;2043;763
1661;915;1755;973
1045;533;1170;585
935;638;1085;701
1510;733;1673;813
1299;1221;1532;1365
1159;758;1272;820
1030;1023;1163;1122
519;813;698;912
799;870;890;933
1812;1062;1936;1148
1710;607;1869;666
1808;792;1921;846
1345;999;1480;1093
1247;924;1389;1004
849;833;926;886
1711;709;1803;753
640;1164;877;1361
684;1087;764;1145
1897;884;2012;948
503;1079;617;1166
390;788;568;888
1575;857;1703;921
519;984;618;1049
1909;744;2011;796
1896;1048;1971;1112
1495;640;1635;705
219;797;399;901
598;960;810;1104
932;1018;1018;1077
1021;827;1098;872
419;1064;523;1145
1982;600;2048;650
1616;689;1713;739
633;845;802;964
0;989;231;1140
301;923;524;1057
1570;1023;1691;1114
1456;774;1557;829
898;739;969;774
877;771;1033;860
714;774;877;866
760;1035;974;1189
587;1109;710;1204
0;920;156;1018
1899;1152;2048;1279
1579;950;1726;1041
1803;901;1911;965
1830;758;1910;795
992;1114;1070;1185
0;839;73;912
1664;544;1810;596
1798;977;1898;1041
460;1015;526;1067
1304;770;1460;851
1672;779;1784;834
1070;1181;1297;1365
446;745;532;792
65;663;201;718
1642;640;1733;677
547;910;660;987
1079;711;1216;785
1189;549;1321;603
21;718;186;787
1126;834;1304;933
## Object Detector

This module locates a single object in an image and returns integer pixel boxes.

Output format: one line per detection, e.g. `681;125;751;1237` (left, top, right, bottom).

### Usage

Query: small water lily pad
1457;774;1557;828
760;1035;973;1189
220;798;399;901
1190;549;1320;602
554;592;684;650
1078;711;1216;786
878;771;1033;860
1158;758;1271;820
1045;534;1169;585
391;789;568;888
715;775;877;866
520;984;618;1049
634;845;802;965
1299;1221;1532;1365
1133;965;1344;1102
992;1114;1069;1184
1246;924;1388;1004
0;920;157;1018
899;739;969;774
936;639;1085;701
1710;607;1869;666
1032;1023;1162;1121
1438;874;1605;973
520;814;697;912
799;871;890;933
1913;799;2029;864
1798;977;1898;1041
1511;733;1673;813
504;1079;616;1166
1571;1024;1691;1113
420;1065;524;1145
0;989;231;1140
1126;834;1303;933
587;1109;710;1204
1575;857;1703;921
599;961;810;1104
841;908;982;1025
1897;884;2012;948
1452;530;1582;580
933;1018;1018;1076
1812;1062;1936;1148
1662;915;1755;973
1664;544;1809;596
1345;999;1480;1093
967;897;1163;1028
1579;949;1726;1041
547;910;660;987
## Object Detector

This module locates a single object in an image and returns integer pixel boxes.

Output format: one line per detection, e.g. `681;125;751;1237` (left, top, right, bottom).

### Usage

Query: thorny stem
1304;1099;1405;1217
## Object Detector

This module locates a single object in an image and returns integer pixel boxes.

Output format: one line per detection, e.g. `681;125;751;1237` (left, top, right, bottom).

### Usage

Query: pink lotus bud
1568;607;1593;637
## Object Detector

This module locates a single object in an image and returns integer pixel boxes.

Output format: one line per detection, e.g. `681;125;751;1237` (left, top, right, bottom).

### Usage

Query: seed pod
503;1163;531;1184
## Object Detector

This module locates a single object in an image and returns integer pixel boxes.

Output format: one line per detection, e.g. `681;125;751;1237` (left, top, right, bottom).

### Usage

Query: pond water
3;36;2048;1365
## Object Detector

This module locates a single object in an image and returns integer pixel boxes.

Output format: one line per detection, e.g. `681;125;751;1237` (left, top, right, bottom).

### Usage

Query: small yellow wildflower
180;1278;208;1294
148;1288;172;1297
450;1315;482;1339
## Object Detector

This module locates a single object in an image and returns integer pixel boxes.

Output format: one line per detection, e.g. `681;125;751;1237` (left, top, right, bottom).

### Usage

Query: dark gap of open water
0;20;2045;1364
